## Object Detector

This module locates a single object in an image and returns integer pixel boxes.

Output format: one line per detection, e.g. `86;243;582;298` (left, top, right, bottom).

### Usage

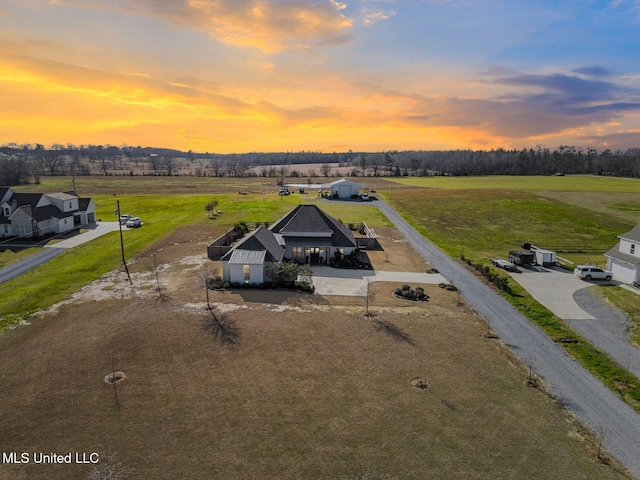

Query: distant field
387;175;640;192
384;188;632;265
380;174;640;265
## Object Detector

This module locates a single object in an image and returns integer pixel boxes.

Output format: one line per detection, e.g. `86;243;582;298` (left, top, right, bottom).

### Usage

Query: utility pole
116;200;132;283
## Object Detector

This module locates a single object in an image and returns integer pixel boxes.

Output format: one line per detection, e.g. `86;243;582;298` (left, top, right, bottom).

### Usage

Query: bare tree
164;155;179;176
320;163;332;177
152;254;167;301
42;150;66;175
148;154;162;174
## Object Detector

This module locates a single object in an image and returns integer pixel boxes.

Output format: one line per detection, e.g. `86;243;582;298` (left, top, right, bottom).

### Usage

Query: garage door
609;259;637;283
339;185;351;198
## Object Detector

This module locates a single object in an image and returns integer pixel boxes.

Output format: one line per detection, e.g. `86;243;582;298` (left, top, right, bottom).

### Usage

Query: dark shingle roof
12;192;45;208
270;205;356;248
221;226;284;263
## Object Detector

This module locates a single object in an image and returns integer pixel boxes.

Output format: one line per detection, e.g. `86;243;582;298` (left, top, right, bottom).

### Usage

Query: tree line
1;142;640;186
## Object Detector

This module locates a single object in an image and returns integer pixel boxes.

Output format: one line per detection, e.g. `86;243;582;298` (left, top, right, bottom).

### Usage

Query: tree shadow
372;317;415;346
202;307;240;346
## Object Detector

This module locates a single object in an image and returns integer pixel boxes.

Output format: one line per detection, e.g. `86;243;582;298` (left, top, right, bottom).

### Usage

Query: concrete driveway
0;222;122;285
505;266;616;320
44;222;122;249
311;266;447;296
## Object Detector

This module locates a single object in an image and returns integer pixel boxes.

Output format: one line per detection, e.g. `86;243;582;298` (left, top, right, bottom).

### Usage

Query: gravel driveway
374;199;640;478
573;288;640;381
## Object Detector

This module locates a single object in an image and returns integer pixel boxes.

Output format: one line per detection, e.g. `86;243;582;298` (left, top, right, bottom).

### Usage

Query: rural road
373;199;640;478
0;222;121;286
0;248;65;285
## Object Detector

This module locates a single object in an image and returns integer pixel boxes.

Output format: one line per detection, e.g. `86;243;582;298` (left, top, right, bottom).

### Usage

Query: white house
220;205;358;284
0;188;96;239
220;226;285;284
605;224;640;283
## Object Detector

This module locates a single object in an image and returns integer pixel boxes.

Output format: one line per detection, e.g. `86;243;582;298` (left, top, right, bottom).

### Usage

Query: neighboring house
0;187;97;239
605;223;640;283
219;205;357;284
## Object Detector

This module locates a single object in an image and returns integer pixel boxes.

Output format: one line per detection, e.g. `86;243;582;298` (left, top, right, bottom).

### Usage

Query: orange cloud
49;0;354;53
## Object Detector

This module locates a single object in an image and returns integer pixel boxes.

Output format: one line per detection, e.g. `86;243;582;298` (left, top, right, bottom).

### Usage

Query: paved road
0;248;65;285
374;200;640;478
0;222;121;285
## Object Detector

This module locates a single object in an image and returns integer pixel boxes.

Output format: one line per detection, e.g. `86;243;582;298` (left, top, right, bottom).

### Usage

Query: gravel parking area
573;288;640;380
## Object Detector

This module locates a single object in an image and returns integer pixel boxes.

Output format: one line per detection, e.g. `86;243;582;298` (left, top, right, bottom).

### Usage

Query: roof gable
270;204;356;248
619;224;640;243
221;226;284;263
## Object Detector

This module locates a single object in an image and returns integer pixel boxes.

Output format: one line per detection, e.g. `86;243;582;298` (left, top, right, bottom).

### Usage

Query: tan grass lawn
0;230;627;479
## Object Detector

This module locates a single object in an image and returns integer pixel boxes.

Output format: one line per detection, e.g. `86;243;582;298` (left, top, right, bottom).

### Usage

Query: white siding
225;263;264;284
607;258;639;283
619;239;640;258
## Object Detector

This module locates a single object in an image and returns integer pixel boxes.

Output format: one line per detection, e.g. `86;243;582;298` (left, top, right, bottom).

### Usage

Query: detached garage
330;179;363;199
605;223;640;284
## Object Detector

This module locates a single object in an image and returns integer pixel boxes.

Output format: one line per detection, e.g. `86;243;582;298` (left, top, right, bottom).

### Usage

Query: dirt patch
0;230;628;479
365;227;431;272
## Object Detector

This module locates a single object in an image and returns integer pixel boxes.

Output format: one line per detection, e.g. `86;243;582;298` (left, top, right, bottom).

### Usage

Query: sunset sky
1;0;640;153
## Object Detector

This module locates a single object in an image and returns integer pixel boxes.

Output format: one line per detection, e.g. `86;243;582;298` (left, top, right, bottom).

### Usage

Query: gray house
605;223;640;283
220;205;357;284
0;188;96;239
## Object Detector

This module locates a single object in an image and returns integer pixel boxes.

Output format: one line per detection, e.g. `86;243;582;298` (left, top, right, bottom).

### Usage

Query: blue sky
0;0;639;152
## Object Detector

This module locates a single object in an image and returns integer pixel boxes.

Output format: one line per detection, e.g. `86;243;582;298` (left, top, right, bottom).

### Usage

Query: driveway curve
573;287;640;381
373;199;640;478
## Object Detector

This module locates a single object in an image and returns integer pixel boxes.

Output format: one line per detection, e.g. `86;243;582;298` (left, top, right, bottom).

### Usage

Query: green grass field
0;183;389;328
387;174;640;192
384;188;631;265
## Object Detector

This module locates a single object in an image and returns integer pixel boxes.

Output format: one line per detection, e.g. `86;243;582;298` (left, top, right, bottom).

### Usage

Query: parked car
119;214;133;224
574;265;612;281
126;217;141;228
278;187;290;196
360;193;369;201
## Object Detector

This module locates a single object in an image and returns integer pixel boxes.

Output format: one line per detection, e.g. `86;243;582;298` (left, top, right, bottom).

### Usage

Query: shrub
402;284;411;291
393;287;403;296
223;281;230;289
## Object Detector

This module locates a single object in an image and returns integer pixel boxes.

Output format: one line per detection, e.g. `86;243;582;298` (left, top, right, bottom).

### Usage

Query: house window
17;224;27;235
2;207;9;217
3;225;8;234
292;246;304;262
243;265;250;283
632;244;636;255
